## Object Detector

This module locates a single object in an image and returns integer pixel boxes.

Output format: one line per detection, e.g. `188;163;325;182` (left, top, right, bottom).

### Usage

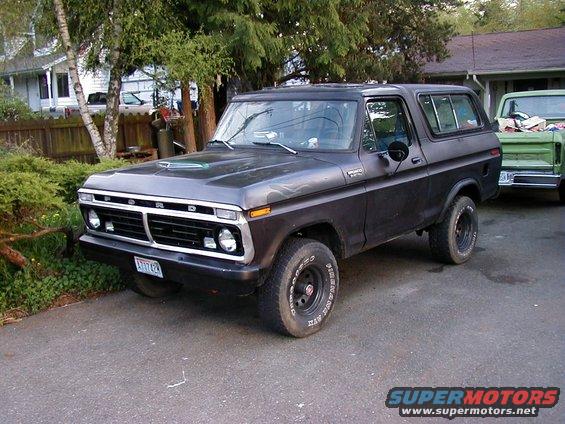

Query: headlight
218;228;237;252
87;209;101;229
78;192;94;202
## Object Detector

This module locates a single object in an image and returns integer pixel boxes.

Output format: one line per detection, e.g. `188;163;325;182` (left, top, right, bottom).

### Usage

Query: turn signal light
250;206;271;218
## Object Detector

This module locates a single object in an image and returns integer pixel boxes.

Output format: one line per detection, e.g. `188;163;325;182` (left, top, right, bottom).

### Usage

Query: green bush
0;153;127;319
0;153;125;204
0;83;38;121
0;171;63;226
49;158;125;203
0;257;123;315
0;153;54;175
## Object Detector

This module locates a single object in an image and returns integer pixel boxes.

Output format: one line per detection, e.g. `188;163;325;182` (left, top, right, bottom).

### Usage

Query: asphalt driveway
1;190;564;423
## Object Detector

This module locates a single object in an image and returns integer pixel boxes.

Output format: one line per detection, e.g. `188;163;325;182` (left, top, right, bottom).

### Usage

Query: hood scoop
158;160;210;170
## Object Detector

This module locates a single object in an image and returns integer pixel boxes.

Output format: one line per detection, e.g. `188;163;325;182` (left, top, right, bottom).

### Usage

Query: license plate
499;171;513;184
134;256;163;278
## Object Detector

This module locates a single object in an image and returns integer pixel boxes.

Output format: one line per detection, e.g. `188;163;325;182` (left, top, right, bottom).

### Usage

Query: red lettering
499;390;514;404
464;390;484;405
483;390;499;405
542;389;559;406
528;390;544;405
512;390;529;405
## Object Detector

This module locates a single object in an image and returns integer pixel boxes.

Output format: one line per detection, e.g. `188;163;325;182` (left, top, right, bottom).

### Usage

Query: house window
57;73;70;97
38;74;51;99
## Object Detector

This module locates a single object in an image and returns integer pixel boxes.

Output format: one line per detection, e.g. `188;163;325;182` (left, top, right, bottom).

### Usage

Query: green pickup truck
495;89;565;202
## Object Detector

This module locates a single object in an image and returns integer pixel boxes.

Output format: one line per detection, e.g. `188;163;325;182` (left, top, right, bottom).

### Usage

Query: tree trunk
52;0;107;158
198;85;217;150
0;243;28;268
102;0;123;158
181;83;197;153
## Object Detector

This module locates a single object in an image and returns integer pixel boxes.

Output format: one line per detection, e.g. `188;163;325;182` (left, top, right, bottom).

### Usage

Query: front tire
429;195;478;264
122;271;181;298
258;238;339;338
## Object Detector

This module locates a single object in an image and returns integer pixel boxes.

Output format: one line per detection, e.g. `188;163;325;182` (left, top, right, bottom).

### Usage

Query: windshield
501;95;565;119
213;100;358;151
122;92;143;105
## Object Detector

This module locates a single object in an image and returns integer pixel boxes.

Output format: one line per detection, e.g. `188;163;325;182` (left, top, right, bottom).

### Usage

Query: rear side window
432;95;457;132
451;95;480;129
419;94;481;135
420;95;440;132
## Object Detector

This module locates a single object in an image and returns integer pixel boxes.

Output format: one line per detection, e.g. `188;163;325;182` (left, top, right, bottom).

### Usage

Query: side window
431;95;457;133
420;95;440;132
420;93;482;135
451;95;480;129
364;99;411;152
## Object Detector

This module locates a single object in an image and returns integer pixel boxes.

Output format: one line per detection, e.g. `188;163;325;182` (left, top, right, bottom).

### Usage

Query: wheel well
458;183;481;204
290;223;344;259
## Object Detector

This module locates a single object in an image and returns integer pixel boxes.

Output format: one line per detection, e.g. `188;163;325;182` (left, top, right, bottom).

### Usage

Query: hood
83;149;346;210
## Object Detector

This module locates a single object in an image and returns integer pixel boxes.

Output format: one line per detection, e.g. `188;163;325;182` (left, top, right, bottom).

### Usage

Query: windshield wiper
207;139;234;150
252;141;297;155
226;108;274;143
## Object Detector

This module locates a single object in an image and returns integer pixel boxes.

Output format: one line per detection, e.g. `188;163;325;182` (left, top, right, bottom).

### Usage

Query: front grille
93;194;214;215
147;214;242;254
87;207;148;241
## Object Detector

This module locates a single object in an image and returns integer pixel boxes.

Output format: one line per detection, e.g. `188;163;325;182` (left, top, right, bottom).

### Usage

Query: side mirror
387;141;409;162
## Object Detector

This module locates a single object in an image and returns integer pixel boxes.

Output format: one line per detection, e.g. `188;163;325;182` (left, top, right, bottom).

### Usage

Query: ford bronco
78;84;501;337
495;89;565;202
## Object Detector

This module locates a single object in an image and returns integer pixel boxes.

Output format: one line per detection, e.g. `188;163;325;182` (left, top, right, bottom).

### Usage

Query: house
0;52;110;114
0;32;182;115
423;26;565;118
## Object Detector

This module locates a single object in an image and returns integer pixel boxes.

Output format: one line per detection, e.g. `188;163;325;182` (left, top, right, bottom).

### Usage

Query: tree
178;0;457;89
41;0;169;158
147;31;232;152
443;0;565;35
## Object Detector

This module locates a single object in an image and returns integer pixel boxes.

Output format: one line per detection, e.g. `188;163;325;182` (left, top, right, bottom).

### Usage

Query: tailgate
497;132;557;171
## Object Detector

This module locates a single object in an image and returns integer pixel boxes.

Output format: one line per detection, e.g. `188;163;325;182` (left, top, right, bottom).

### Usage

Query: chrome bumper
498;171;562;189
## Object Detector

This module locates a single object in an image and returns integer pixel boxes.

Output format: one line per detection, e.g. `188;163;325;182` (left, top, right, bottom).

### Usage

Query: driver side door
360;97;429;247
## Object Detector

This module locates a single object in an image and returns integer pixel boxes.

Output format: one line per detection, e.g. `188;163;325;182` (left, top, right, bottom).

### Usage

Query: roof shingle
424;26;565;76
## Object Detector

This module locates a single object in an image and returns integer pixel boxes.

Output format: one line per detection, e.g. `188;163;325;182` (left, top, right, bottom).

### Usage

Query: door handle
411;157;422;164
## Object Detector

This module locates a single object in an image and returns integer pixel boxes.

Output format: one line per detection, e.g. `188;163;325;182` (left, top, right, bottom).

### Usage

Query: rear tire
559;181;565;204
429;196;478;264
122;271;181;298
258;238;339;338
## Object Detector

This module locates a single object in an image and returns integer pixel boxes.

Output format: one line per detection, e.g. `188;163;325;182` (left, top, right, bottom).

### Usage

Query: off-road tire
258;238;339;338
559;181;565;204
429;195;478;264
122;271;181;298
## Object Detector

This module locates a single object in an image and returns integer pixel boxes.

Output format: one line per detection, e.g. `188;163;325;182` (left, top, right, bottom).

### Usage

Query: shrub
48;158;125;203
0;153;54;176
0;256;123;316
0;171;63;227
0;153;125;204
0;154;127;319
0;83;37;121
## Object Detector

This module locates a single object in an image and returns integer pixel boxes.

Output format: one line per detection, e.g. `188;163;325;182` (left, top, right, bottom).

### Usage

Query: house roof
0;53;66;76
424;26;565;77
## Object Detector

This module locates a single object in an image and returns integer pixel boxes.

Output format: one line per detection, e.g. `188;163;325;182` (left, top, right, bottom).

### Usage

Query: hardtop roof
232;83;474;101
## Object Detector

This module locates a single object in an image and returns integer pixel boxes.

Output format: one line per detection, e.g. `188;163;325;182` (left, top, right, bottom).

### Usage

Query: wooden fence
0;114;154;162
